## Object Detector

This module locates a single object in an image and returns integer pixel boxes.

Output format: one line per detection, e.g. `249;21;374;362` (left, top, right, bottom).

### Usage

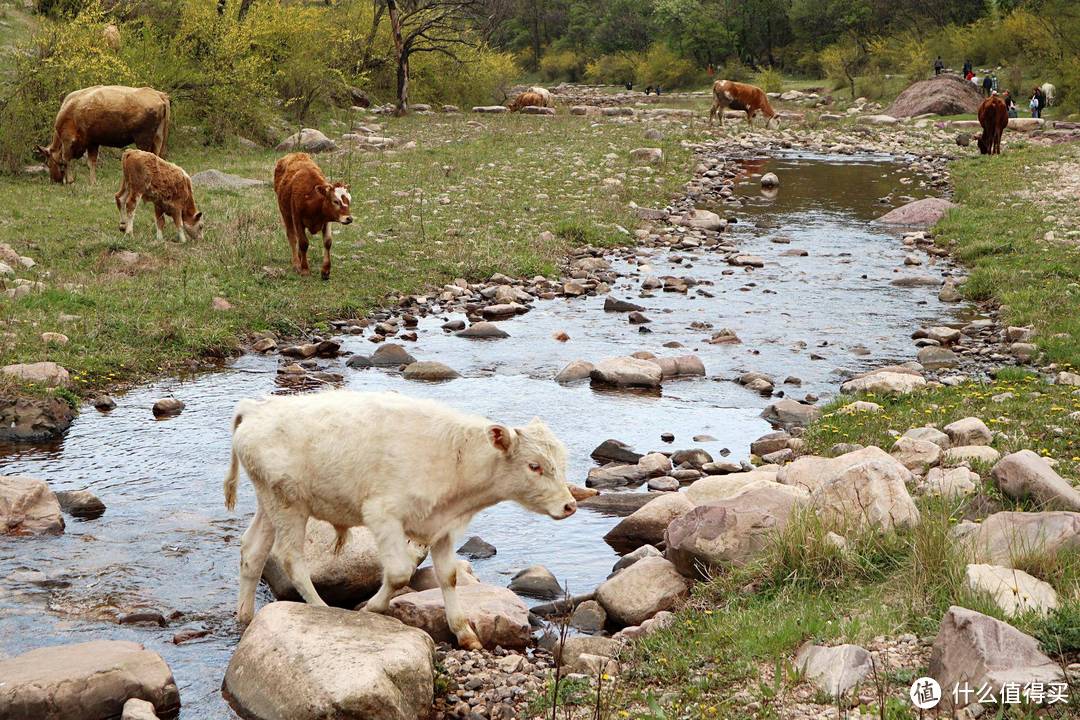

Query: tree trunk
361;0;386;67
387;0;408;116
237;0;254;20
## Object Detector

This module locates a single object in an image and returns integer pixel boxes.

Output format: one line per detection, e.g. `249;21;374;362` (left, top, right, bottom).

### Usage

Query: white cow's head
488;418;576;520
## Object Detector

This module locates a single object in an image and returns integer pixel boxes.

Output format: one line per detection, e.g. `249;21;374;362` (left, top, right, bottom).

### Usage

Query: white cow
224;390;577;649
1041;83;1056;107
529;86;554;107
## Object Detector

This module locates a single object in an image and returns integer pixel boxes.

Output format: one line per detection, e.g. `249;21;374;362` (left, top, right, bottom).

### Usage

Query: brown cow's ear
316;184;331;197
488;425;517;453
193;212;203;222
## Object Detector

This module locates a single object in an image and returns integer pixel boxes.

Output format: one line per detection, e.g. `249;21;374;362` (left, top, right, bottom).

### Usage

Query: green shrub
410;45;518;107
869;33;931;83
718;57;752;82
585;52;639;85
857;68;886;100
755;67;783;93
539;48;586;82
820;39;867;98
635;42;701;90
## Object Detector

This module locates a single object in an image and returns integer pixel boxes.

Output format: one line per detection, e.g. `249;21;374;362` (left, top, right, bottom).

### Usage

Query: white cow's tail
224;399;256;511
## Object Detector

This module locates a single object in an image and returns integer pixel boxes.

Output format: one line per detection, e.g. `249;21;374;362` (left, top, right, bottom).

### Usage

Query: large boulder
794;643;873;697
275;128;337;153
924;466;980;499
778;446;900;494
965;511;1080;567
223;602;434;720
263;519;383;607
929;606;1064;711
0;395;76;442
0;640;180;720
590;357;663;389
665;484;806;577
873;197;957;228
686;470;780;504
810;458;920;531
885;74;985;117
386;583;530;649
1;474;64;536
595;556;690;626
586;463;649;489
603;492;694;552
991;450;1080;511
189;169;266;189
944;417;992;446
1;361;71;387
761;398;820;428
841;369;926;395
890;435;942;473
964;564;1058;617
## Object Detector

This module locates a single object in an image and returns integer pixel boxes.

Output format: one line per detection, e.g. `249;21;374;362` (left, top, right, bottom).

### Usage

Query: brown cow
977;95;1008;155
273;153;353;280
36;85;170;185
507;91;545;112
710;80;779;129
115;150;204;243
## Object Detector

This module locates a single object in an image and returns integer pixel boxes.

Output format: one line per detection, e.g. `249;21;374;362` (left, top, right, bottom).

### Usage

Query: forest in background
1;0;1077;173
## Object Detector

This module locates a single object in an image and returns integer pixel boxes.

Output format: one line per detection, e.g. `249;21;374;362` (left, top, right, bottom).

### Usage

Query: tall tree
384;0;484;115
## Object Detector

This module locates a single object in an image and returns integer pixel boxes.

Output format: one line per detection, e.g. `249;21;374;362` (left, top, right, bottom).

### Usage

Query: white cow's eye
528;463;542;473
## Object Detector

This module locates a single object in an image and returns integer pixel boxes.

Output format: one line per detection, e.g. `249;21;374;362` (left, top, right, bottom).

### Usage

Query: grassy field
0;112;697;396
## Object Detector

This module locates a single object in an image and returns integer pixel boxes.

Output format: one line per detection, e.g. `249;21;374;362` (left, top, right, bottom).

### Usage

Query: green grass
0;112;694;396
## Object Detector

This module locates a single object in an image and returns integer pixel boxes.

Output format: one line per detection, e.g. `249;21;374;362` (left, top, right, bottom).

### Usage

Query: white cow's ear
488;425;517;453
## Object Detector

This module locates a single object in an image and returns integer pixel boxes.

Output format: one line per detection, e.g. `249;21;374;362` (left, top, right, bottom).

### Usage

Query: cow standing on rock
115;150;204;242
224;390;578;650
709;79;779;129
273;153;352;280
36;85;170;184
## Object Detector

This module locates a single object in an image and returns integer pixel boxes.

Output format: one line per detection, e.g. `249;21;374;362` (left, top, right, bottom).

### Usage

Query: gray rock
604;296;644;312
603;493;695;552
570;600;607;632
944;417;992;446
929;606;1063;710
965;511;1080;567
456;322;510;339
554;360;595;384
918;346;959;370
591;439;643;465
457;536;496;559
223;602;434;720
190;169;266;189
371;343;416;367
991;450;1080;511
388;583;530;649
761;398;821;428
611;544;662;574
0;475;64;535
874;197;957;228
964;564;1058;617
263;519;383;607
402;361;460;381
590;357;662;389
508;565;562;600
595;556;690;626
275;128;337;153
54;489;106;519
0;640;180;720
795;643;873;697
152;398;184;417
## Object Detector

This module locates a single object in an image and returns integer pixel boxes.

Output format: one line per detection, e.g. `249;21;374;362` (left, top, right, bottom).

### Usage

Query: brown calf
977;95;1008;155
36;85;170;185
273;153;353;280
709;80;779;129
507;91;545;112
115;150;203;243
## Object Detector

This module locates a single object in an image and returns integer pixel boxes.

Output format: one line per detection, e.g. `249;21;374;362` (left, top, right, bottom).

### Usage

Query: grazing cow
709;80;779;129
115;150;204;242
528;86;554;107
507;91;545;112
977;95;1008;155
224;390;577;649
35;85;170;185
273;152;353;280
1040;83;1056;107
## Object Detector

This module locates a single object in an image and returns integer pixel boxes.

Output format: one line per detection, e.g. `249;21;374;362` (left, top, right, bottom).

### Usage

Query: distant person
655;85;662;96
1029;92;1040;118
1033;86;1046;118
966;70;976;83
1003;91;1017;118
963;59;973;76
934;56;944;75
625;81;633;91
982;75;992;97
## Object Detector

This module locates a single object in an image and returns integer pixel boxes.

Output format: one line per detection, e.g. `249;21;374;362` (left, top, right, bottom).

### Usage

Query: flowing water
0;153;965;718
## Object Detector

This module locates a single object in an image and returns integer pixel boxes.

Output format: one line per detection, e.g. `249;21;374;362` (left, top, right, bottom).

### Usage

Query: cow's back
273;153;327;212
57;85;168;148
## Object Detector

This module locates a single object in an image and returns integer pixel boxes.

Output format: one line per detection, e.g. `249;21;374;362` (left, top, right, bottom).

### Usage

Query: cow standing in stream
36;85;170;184
224;391;578;650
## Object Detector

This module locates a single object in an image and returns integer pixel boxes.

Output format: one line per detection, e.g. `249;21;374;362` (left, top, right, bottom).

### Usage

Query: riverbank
592;142;1080;719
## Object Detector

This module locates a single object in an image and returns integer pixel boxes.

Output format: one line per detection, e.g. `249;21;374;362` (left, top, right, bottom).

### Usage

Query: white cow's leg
236;507;275;624
125;196;139;235
431;535;482;650
274;509;327;608
364;516;417;613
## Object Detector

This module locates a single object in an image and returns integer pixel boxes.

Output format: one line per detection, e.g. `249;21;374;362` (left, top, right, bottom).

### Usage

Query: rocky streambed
1;144;1010;719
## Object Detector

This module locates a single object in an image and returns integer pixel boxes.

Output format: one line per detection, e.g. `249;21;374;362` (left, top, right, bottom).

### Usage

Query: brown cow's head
488;418;577;520
185;211;205;242
34;145;70;184
317;183;353;225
